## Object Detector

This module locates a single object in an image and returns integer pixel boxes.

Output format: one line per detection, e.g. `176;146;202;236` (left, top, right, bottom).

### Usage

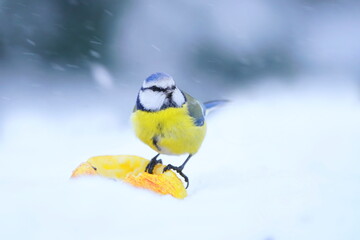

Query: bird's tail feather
204;100;229;115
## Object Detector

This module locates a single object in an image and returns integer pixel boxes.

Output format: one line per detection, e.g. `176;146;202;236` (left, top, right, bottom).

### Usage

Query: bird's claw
163;164;189;189
145;157;162;174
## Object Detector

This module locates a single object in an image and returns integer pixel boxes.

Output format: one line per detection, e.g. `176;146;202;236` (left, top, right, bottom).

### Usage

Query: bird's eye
148;86;164;92
171;86;176;90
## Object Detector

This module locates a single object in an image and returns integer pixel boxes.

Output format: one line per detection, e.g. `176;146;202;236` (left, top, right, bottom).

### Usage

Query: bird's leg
145;153;162;174
163;154;192;189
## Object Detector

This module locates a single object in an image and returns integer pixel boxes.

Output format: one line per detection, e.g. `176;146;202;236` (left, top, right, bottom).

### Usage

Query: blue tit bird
131;72;227;188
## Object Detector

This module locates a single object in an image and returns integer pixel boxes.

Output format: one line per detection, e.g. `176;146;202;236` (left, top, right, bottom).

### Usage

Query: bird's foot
145;156;162;174
163;164;189;189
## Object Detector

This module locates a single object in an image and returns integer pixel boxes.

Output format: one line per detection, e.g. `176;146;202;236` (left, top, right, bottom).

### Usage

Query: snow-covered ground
1;76;360;240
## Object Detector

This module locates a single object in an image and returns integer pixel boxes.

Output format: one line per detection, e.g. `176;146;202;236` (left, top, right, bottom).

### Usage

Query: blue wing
183;92;205;126
183;92;228;126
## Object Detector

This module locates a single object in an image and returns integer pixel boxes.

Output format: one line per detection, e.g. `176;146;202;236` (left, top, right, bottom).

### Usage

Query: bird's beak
165;89;173;97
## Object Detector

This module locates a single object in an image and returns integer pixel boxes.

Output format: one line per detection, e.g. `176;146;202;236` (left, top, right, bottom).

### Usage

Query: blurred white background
1;0;360;239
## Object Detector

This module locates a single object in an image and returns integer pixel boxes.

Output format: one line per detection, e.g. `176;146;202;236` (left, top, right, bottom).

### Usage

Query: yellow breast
131;104;206;155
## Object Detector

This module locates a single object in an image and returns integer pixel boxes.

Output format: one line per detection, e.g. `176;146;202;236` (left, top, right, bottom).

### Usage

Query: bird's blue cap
145;72;171;83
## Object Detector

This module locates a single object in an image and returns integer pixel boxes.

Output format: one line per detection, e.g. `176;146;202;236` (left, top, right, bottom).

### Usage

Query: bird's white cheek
139;91;166;111
172;89;185;106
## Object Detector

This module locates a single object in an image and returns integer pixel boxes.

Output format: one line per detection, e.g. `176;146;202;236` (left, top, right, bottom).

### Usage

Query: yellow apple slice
71;155;187;199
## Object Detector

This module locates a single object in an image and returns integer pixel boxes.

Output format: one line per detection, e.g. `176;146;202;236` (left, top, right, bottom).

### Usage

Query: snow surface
1;77;360;240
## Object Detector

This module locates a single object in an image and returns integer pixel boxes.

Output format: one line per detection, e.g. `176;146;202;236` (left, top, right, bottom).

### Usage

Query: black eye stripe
141;86;164;92
141;86;176;92
150;86;165;91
